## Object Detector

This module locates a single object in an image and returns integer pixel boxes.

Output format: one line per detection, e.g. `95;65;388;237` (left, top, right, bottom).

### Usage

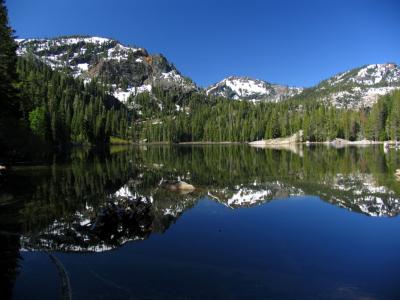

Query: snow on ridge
59;36;112;45
206;76;303;102
227;188;272;206
77;63;89;71
206;76;271;98
326;86;399;109
318;63;400;109
16;36;141;59
161;70;183;82
114;185;134;198
15;36;196;104
353;64;388;85
159;70;193;86
329;172;400;217
113;85;152;102
82;36;111;44
225;77;269;97
328;63;400;87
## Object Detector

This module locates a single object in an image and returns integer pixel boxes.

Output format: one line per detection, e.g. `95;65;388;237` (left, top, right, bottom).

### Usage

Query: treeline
129;85;213;119
17;56;131;146
138;90;400;143
2;0;400;160
0;0;134;161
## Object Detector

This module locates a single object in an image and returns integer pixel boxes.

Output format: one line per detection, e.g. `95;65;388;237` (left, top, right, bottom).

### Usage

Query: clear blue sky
7;0;400;87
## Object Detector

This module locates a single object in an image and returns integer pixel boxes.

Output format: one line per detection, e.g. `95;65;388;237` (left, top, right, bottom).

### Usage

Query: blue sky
7;0;400;87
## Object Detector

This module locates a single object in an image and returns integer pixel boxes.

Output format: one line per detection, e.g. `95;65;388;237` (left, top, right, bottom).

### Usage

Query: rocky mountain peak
15;36;400;110
311;63;400;109
206;76;303;102
16;35;198;103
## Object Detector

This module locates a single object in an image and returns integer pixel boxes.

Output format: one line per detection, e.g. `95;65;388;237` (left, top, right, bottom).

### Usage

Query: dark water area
1;145;400;299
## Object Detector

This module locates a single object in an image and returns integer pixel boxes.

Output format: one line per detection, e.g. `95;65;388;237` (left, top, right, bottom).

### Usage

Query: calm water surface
1;145;400;299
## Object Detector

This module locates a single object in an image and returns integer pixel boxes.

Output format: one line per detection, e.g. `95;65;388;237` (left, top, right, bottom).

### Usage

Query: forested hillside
138;91;400;143
0;0;132;161
1;0;400;162
0;0;35;160
17;56;131;146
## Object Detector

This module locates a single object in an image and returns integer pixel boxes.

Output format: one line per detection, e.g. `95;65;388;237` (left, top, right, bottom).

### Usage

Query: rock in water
395;169;400;181
249;130;303;146
161;180;195;191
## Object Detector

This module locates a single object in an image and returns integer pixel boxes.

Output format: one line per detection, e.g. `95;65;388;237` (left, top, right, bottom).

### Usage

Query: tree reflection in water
1;145;400;298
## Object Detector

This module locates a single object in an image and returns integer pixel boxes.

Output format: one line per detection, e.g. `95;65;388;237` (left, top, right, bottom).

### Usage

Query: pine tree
0;0;18;115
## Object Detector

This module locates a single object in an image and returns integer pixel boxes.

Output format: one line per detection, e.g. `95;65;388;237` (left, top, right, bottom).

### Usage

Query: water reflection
2;145;399;250
1;145;400;298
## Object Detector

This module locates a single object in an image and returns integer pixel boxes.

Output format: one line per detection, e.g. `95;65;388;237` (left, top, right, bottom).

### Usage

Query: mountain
206;76;303;102
20;174;400;253
16;36;197;103
16;36;400;111
300;63;400;109
206;64;400;109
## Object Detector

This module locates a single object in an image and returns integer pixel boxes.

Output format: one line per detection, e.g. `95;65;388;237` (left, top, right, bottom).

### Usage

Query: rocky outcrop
249;130;303;146
206;64;400;109
326;138;380;148
16;37;400;110
160;180;195;191
16;36;198;103
301;63;400;109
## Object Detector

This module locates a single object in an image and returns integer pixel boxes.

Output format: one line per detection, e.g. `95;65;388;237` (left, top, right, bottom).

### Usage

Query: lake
1;145;400;300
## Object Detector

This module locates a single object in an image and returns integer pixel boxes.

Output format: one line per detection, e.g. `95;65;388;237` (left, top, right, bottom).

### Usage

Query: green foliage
0;0;18;114
386;91;400;140
17;56;131;146
0;0;18;154
110;136;131;144
29;106;47;139
2;0;400;159
135;86;400;143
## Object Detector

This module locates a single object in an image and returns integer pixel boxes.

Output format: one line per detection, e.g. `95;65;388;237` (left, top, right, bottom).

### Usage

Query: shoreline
178;141;244;145
249;133;397;147
128;140;395;146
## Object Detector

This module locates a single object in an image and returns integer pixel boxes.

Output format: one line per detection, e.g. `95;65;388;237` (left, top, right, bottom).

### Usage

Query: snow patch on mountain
16;36;197;104
224;77;271;99
326;173;400;216
208;182;304;208
206;76;303;102
77;63;89;71
226;188;272;206
113;85;152;102
318;63;400;109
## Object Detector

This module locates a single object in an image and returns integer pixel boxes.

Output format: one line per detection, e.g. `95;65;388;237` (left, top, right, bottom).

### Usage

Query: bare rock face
16;36;400;110
16;36;198;103
249;130;303;146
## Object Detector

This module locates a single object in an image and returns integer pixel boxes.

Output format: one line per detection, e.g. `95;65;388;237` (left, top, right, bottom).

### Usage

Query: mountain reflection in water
1;145;400;299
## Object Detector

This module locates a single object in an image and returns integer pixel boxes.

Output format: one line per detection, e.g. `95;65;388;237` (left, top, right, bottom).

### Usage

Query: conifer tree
0;0;18;114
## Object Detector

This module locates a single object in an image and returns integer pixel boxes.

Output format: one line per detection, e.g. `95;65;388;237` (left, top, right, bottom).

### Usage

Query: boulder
249;130;303;146
161;180;195;191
